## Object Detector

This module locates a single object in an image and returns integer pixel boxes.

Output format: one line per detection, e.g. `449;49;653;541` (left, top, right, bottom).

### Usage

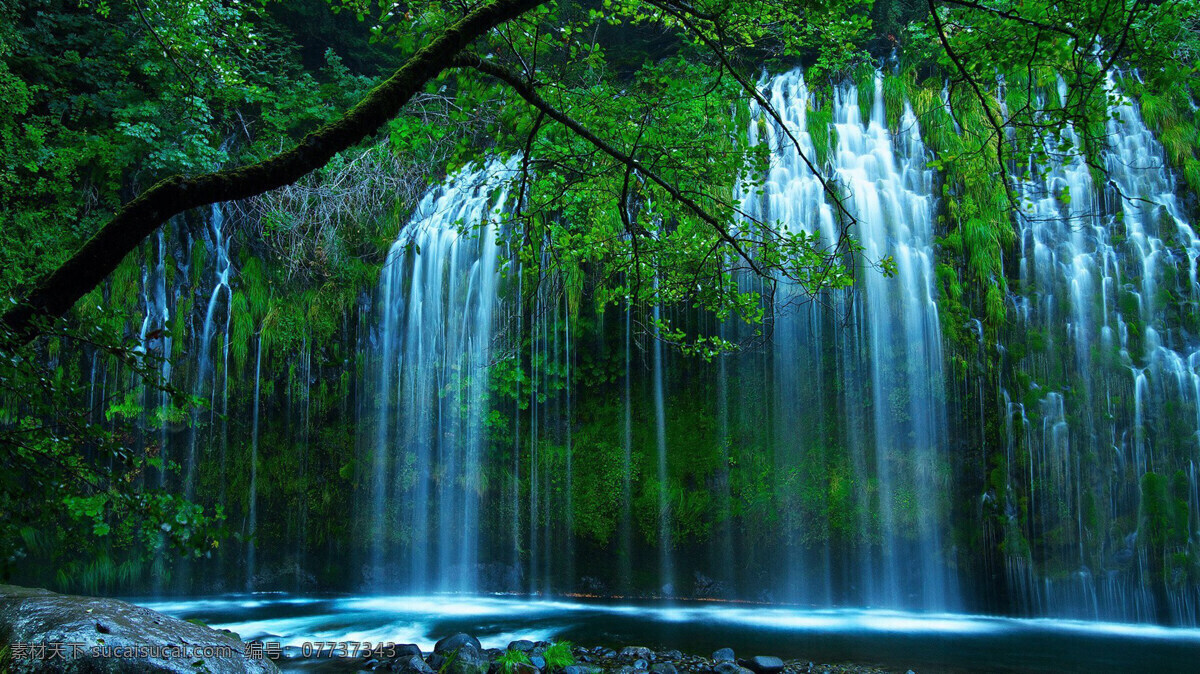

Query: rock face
0;585;279;673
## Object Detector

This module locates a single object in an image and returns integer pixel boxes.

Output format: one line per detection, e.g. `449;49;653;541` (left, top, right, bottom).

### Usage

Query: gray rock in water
562;666;603;674
712;648;736;663
661;650;682;661
391;654;435;674
0;584;278;673
508;640;536;653
529;655;547;670
739;656;784;674
436;634;483;654
650;664;677;674
619;647;654;662
633;659;649;670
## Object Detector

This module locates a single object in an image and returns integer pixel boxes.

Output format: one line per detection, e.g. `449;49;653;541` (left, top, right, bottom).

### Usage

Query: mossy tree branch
0;0;551;349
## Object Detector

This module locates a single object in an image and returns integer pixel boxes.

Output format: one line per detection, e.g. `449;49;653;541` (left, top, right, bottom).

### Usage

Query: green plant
497;649;533;674
542;642;575;671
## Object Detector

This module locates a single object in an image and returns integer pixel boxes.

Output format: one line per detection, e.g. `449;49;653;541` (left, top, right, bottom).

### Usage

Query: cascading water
730;69;956;609
187;203;233;500
369;157;519;592
339;66;1196;623
1002;73;1200;624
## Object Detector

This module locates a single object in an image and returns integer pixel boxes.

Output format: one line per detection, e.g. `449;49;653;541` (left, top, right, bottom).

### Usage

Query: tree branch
0;0;551;349
452;53;769;279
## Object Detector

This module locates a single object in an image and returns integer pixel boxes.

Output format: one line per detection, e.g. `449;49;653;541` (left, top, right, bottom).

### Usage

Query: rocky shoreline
1;586;903;674
349;634;898;674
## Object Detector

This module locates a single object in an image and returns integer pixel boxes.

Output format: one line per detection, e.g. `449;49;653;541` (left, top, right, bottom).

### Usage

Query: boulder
436;633;483;654
739;656;784;674
632;659;649;670
712;648;736;663
529;655;547;670
395;644;423;659
0;584;278;673
650;664;677;674
442;644;489;674
508;640;536;653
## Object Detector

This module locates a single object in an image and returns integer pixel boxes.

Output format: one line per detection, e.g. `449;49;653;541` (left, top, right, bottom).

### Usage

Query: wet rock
650;663;677;674
739;656;783;674
436;633;483;654
391;654;435;674
530;655;547;670
0;584;278;673
395;644;423;659
633;659;649;670
427;654;446;671
620;647;654;661
712;662;754;674
509;640;536;653
483;648;503;661
661;650;682;661
713;648;736;663
443;645;489;674
563;666;603;674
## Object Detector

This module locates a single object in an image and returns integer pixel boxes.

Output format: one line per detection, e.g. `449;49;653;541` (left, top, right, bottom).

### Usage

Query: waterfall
369;157;519;592
247;335;262;590
1003;73;1200;623
653;293;674;596
738;69;955;609
344;66;1195;621
187;203;233;500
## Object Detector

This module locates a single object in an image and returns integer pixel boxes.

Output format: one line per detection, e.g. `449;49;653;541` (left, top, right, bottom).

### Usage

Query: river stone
530;655;547;670
0;584;278;673
436;633;483;654
712;662;754;674
620;647;654;661
650;663;677;674
391;654;435;674
633;659;649;670
563;666;603;674
739;656;784;674
508;640;536;653
712;648;736;663
662;650;683;661
394;644;423;659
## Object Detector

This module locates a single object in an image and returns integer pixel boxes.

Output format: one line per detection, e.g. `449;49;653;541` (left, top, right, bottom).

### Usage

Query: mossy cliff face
11;65;1200;624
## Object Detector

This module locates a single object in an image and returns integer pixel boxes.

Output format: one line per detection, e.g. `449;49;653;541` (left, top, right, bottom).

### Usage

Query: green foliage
497;649;533;674
542;642;575;671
